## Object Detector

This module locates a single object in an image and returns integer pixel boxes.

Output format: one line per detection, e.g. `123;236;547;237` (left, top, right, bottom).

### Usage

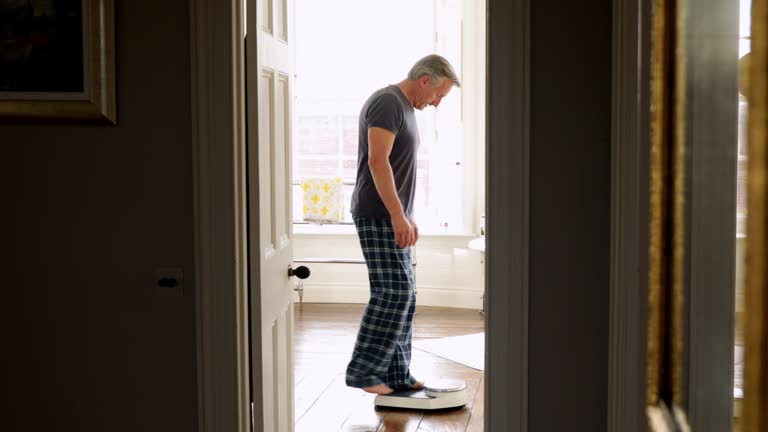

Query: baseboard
293;282;484;310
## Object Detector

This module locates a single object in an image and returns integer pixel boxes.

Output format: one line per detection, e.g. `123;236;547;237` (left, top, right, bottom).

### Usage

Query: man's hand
392;214;416;248
409;215;419;244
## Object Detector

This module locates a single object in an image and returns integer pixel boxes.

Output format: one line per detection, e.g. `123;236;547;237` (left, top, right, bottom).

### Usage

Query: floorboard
295;303;485;432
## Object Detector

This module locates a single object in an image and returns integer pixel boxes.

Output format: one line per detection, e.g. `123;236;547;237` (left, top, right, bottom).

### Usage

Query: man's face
415;76;454;110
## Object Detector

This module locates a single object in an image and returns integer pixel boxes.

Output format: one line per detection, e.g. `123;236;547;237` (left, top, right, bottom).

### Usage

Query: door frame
189;0;530;431
606;0;651;429
190;0;251;431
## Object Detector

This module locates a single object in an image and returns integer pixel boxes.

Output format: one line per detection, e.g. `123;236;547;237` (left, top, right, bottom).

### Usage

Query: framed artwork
744;0;768;429
0;0;116;124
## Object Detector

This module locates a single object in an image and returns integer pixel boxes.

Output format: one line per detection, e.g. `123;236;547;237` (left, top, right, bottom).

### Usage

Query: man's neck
397;80;418;108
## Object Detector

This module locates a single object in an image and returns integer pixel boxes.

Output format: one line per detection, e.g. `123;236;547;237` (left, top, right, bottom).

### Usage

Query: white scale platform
373;379;468;410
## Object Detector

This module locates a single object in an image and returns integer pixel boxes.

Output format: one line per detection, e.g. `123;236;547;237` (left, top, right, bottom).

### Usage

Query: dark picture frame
0;0;116;124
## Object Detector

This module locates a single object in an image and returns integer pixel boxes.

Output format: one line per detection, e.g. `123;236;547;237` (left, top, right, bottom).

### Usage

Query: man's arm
367;126;416;248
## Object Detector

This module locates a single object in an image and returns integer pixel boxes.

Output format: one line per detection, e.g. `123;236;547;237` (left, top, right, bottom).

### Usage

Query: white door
246;0;295;430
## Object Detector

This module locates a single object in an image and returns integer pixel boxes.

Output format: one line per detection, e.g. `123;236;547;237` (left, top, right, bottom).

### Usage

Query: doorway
192;0;531;430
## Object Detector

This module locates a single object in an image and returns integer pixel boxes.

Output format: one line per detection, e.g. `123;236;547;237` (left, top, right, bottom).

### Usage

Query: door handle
288;265;311;279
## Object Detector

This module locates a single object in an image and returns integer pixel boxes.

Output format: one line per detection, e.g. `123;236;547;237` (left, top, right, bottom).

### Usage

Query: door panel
258;69;275;252
276;0;288;41
247;0;295;429
274;73;289;248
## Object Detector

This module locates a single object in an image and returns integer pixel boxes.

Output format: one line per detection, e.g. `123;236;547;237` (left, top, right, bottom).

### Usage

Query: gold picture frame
743;0;768;428
0;0;116;124
647;0;768;428
646;0;688;412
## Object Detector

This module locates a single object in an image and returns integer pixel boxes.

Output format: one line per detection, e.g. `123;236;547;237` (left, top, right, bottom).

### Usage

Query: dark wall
1;1;198;431
528;0;612;430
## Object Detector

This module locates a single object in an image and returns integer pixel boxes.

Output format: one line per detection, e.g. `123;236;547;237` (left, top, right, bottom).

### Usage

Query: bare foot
363;383;394;395
411;380;425;389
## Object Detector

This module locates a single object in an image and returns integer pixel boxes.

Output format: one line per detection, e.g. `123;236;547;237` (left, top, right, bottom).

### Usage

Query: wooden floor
294;303;485;432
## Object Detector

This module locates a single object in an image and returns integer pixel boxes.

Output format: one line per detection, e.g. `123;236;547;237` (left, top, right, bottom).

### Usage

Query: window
734;0;751;405
736;0;752;237
292;0;467;234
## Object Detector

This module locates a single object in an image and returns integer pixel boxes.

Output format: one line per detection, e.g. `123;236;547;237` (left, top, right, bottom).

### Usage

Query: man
345;54;461;395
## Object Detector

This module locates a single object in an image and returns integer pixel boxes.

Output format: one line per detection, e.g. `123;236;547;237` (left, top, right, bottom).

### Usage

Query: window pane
739;0;751;38
738;98;749;158
342;116;358;157
737;158;748;228
734;0;751;408
343;159;357;180
295;115;338;156
297;159;337;178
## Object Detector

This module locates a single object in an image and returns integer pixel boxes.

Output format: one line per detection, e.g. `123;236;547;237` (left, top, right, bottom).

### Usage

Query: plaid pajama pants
345;217;419;390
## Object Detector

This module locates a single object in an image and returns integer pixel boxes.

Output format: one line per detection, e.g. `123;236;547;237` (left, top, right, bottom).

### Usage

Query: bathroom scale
373;379;468;410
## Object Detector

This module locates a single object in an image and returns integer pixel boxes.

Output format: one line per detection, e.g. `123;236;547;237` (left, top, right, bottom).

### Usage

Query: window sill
292;223;478;238
293;223;357;235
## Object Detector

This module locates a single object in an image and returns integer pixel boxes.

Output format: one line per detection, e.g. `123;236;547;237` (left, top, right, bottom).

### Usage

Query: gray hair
407;54;462;88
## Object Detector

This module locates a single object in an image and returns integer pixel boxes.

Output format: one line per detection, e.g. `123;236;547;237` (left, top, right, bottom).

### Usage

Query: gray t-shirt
350;85;420;219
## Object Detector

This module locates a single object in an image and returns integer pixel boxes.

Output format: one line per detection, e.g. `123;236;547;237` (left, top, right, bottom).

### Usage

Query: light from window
293;0;464;233
736;0;751;237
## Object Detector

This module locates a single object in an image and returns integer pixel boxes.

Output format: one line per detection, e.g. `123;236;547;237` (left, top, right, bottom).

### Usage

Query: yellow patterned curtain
301;178;344;223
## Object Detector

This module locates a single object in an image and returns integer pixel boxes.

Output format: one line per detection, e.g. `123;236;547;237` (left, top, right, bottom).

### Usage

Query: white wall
293;228;485;309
